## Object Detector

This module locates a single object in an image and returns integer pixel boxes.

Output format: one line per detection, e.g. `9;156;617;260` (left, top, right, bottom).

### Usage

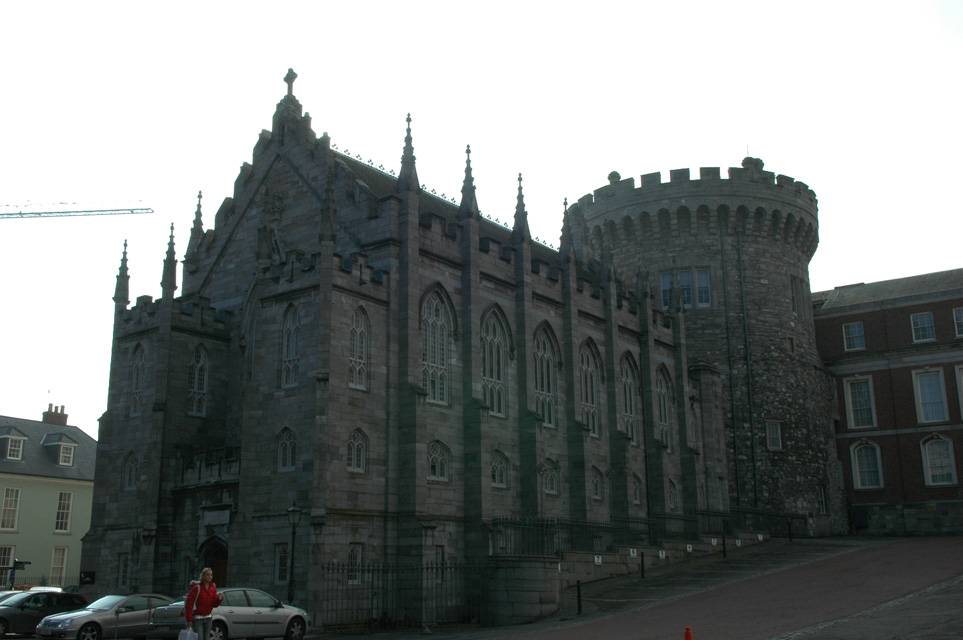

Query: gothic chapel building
82;71;847;617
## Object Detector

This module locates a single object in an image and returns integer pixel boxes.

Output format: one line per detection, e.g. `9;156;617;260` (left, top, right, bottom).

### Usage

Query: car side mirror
117;607;129;614
273;602;283;609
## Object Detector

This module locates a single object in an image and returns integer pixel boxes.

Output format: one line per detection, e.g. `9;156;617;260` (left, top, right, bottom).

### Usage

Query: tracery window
188;346;209;416
533;329;558;427
421;293;450;404
591;467;604;500
130;344;146;417
427;440;450;482
349;308;369;390
490;450;509;489
347;544;363;584
633;475;643;505
541;459;559;495
620;356;640;444
277;429;296;472
657;370;672;450
579;345;601;437
124;454;139;491
281;307;301;388
481;313;506;416
347;429;367;473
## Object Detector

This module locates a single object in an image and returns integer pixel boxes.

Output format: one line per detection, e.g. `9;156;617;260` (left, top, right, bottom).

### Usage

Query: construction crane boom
0;207;153;219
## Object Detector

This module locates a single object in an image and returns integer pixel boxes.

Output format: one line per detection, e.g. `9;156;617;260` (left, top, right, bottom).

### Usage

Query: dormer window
6;437;24;461
59;444;75;466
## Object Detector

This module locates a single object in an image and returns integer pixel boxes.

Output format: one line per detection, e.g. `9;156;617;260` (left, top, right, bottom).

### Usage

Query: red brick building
814;270;963;534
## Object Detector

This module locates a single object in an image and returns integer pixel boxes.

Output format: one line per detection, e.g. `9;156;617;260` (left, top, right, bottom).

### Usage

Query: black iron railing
317;560;493;634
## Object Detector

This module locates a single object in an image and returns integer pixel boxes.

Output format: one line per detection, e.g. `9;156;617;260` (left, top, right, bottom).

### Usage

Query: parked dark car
36;594;172;640
149;589;307;640
0;591;88;636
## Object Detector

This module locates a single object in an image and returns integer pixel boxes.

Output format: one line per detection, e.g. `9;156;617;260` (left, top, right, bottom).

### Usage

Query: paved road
324;536;963;640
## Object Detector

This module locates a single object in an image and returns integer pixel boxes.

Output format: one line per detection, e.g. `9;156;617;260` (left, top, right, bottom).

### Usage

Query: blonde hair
198;567;213;582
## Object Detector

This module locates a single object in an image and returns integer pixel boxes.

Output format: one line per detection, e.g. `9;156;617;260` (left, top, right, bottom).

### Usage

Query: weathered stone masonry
81;71;847;623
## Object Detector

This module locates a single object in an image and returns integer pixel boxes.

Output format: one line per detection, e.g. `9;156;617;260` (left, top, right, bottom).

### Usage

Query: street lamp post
286;503;303;603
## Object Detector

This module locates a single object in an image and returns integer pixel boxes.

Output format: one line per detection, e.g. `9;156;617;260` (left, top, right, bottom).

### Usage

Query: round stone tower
567;158;845;533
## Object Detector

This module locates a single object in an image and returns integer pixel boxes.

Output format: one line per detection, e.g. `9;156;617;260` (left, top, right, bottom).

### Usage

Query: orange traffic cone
684;626;694;640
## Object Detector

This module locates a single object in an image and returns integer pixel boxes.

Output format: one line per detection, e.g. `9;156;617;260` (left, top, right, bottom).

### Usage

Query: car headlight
51;620;75;629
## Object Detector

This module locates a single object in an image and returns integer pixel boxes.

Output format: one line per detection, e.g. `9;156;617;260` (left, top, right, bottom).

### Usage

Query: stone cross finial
284;68;297;96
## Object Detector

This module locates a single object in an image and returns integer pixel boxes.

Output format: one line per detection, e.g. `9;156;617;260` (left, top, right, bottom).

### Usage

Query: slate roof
813;268;963;311
0;415;96;482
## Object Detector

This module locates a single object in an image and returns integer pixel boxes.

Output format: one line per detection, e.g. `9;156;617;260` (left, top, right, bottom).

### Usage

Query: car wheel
78;623;101;640
0;619;8;636
209;621;228;640
284;618;305;640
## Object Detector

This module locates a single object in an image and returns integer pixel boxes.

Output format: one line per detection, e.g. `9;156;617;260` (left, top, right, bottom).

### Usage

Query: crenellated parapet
568;158;820;262
115;294;232;340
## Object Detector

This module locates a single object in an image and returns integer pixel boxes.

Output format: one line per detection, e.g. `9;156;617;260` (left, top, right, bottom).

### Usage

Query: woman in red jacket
185;567;224;640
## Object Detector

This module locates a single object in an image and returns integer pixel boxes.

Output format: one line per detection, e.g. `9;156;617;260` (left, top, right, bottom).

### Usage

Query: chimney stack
42;403;69;426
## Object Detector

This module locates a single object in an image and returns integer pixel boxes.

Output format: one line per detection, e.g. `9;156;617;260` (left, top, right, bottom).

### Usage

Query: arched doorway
199;537;229;587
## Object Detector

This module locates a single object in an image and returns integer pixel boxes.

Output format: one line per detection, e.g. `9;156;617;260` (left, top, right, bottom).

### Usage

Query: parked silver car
36;594;172;640
149;589;306;640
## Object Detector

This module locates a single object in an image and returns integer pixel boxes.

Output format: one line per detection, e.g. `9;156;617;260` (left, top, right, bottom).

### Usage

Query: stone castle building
81;70;847;624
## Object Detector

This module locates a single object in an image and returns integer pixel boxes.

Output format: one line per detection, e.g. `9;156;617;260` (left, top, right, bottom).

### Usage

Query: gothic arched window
490;450;510;488
421;293;450;404
348;429;368;473
580;345;601;436
349;307;369;390
427;440;450;481
188;345;209;416
533;328;558;427
277;429;297;472
591;467;604;500
124;454;139;491
281;306;301;388
657;370;672;450
481;313;507;416
620;355;641;444
633;474;643;505
130;344;146;417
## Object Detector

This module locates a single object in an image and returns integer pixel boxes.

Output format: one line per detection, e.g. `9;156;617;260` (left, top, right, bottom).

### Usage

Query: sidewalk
312;536;963;640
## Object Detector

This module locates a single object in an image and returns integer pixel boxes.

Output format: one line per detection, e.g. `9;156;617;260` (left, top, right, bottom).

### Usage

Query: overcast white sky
1;1;961;438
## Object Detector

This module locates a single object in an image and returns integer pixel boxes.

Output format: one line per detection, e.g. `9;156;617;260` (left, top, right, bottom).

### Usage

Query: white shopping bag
178;629;198;640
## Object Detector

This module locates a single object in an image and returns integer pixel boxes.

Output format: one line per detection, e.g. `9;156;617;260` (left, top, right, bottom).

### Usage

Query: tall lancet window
282;306;301;388
534;329;557;427
421;292;450;405
130;344;146;417
657;370;672;451
620;356;641;444
188;346;209;416
349;307;369;390
481;312;506;417
579;345;601;437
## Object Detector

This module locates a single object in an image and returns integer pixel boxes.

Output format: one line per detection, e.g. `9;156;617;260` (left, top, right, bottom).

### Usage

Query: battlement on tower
575;158;817;216
570;158;820;262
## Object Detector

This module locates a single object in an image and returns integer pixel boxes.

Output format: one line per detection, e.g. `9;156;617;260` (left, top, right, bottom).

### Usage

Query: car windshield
86;595;126;610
